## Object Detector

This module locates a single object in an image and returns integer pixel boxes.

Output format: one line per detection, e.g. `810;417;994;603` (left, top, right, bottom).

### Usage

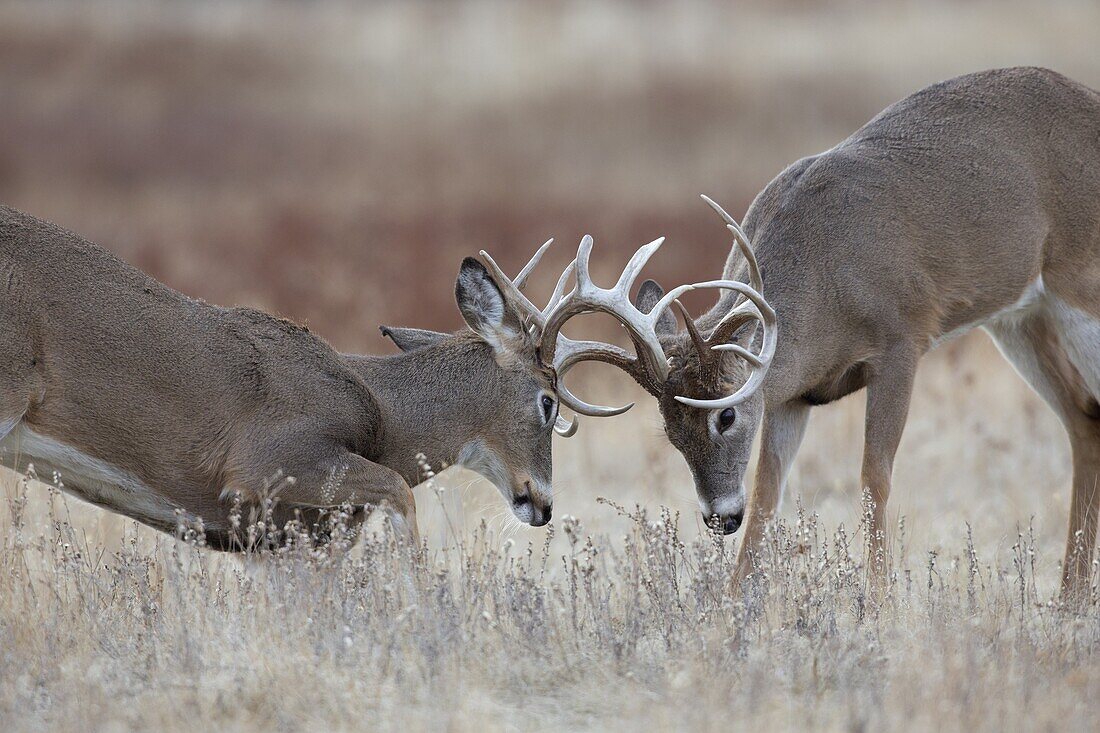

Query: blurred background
2;0;1100;558
4;0;1098;350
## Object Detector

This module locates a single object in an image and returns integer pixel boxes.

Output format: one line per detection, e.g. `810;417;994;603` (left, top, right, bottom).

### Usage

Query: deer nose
516;485;552;527
705;512;743;535
530;506;551;527
527;496;552;527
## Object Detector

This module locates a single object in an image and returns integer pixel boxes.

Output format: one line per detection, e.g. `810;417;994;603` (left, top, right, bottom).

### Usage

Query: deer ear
455;257;524;350
709;309;760;349
634;279;677;338
379;326;448;352
733;319;760;348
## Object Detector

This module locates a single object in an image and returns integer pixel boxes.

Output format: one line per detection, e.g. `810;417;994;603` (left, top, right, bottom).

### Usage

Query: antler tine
715;343;766;368
514;238;554;290
558;380;634;418
672;278;778;410
614;237;665;293
573;234;595;292
478;249;544;327
543;259;576;321
672;299;710;366
554;414;578;437
701;194;763;294
700;194;739;231
707;308;760;349
728;224;763;294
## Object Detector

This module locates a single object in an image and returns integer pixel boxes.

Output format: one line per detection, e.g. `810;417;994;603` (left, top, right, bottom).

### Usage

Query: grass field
3;333;1098;732
2;1;1100;731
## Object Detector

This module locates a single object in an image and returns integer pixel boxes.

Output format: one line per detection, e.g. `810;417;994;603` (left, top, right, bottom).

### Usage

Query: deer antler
478;240;623;432
539;235;685;389
479;240;574;335
480;241;638;420
477;199;775;421
536;197;776;411
672;196;776;408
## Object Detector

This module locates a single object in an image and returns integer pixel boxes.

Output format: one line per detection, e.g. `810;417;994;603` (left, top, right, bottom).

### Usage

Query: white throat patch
456;438;512;502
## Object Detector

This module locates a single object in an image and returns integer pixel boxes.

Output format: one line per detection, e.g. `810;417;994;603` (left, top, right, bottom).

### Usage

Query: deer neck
341;338;490;485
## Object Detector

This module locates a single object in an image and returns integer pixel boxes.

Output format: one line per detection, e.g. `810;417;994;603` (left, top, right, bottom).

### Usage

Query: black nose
515;493;552;526
722;513;742;534
529;502;552;527
704;512;743;535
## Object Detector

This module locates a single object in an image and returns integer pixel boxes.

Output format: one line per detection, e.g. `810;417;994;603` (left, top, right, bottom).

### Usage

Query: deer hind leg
860;345;920;574
987;308;1100;603
0;388;34;471
0;353;37;448
0;409;22;444
733;401;810;584
1046;297;1100;600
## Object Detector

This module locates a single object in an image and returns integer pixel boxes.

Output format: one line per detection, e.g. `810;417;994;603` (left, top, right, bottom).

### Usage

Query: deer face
465;202;775;536
378;257;551;526
658;342;764;534
380;239;633;528
450;257;562;525
614;195;775;536
453;384;557;527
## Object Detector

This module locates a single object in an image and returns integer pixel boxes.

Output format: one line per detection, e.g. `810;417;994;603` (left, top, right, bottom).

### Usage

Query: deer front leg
860;347;919;574
732;401;810;585
239;451;419;547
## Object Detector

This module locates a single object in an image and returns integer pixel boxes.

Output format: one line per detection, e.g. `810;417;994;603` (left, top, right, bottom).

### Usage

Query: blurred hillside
1;0;1098;354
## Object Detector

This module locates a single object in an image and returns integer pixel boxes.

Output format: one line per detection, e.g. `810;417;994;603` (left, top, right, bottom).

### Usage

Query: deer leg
1048;301;1100;602
1062;424;1100;600
860;347;919;572
284;452;419;545
988;312;1100;602
225;449;418;548
733;401;810;583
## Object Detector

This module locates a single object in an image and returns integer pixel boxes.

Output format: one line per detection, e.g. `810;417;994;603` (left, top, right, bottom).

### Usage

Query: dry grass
3;1;1100;731
3;335;1099;732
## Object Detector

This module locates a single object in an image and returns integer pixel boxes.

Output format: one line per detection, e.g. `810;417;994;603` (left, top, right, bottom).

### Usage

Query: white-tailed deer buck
0;206;628;549
552;67;1100;599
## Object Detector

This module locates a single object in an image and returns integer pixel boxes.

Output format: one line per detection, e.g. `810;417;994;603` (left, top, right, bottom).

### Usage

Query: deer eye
539;393;557;424
717;407;736;433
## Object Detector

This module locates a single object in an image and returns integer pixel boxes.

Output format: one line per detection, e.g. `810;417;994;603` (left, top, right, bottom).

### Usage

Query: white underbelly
0;423;186;530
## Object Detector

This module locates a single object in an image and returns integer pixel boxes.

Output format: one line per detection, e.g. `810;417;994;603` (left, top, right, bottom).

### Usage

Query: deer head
371;240;628;527
529;196;776;534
